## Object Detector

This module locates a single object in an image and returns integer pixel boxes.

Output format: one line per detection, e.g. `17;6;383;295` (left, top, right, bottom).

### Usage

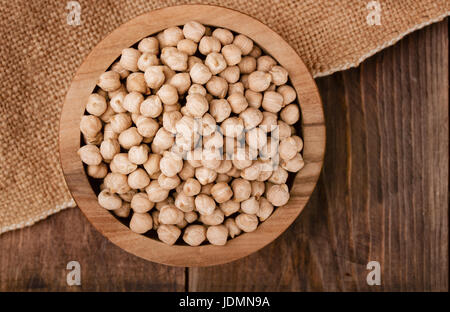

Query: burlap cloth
0;0;448;234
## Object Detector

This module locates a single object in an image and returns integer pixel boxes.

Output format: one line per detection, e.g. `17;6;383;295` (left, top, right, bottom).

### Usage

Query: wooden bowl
59;4;325;267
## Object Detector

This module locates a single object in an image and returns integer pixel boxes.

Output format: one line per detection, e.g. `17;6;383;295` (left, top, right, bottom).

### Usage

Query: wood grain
59;5;324;266
188;19;448;291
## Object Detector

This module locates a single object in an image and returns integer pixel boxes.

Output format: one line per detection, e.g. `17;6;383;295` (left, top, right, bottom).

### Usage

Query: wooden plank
0;207;184;291
188;19;448;292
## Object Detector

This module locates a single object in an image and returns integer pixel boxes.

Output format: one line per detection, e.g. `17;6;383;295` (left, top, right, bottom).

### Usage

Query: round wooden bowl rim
59;4;325;267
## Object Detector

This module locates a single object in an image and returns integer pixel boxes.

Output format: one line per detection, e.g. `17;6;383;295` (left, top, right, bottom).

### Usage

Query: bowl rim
59;4;326;267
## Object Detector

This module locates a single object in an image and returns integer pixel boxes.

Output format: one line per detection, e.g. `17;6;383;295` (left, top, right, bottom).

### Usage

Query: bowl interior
60;4;325;266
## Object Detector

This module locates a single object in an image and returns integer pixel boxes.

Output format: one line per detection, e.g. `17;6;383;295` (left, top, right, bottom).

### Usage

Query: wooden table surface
0;19;447;292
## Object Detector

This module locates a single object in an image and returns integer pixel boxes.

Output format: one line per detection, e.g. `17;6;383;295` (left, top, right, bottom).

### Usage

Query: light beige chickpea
262;91;283;113
98;189;122;210
160;47;188;71
225;218;242;238
138;37;159;54
185;93;209;117
195;194;216;215
152;127;175;151
227;93;248;114
200;208;225;226
183;21;205;42
235;213;258;232
260;111;277;132
221;44;242;66
240;162;261;181
248;71;272;92
276;120;292;140
129;212;153;234
280;104;300;125
189;63;212;85
266;183;290;206
238;56;257;74
159;151;183;177
110;153;137;175
233;34;253;55
136;117;159;138
142;153;161;177
241;196;259;214
219;66;240;83
162;26;184;46
114;202;131;218
216;173;231;183
166;73;190;95
80;115;102;138
209;99;231;122
100;139;120;161
140;95;162;118
245;89;263;109
187;55;203;71
137;53;160;72
257;197;274;221
177;162;194;181
219;200;240;217
108;84;127;100
159;204;184;225
100;105;116;124
156;84;178;105
118;127;142;149
188;84;207;96
206;76;228;98
257;55;277;71
182;178;201;197
109;91;127;113
162;111;182;134
78;144;102;166
198;36;221;55
97;71;121;92
87;162;108;179
144;66;165;90
269;65;289;86
205;52;227;75
240;107;263;130
84;132;103;145
203;132;223;150
157;224;181;245
231;178;251;202
212;28;234;45
174;192;195;212
158;174;180;191
183;225;206;246
195;165;218;186
130;192;154;213
145;180;170;202
291;135;304;152
228;82;244;95
277;85;297;105
281;153;304;172
110;114;131;134
123;92;144;114
128;168;150;189
245;127;267;150
120;48;141;72
111;61;130;79
249;45;262;58
86;94;107;116
221;117;244;138
126;72;148;94
269;166;288;184
216;159;233;174
250;181;264;199
104;172;130;194
279;136;300;160
206;225;228;245
210;182;233;203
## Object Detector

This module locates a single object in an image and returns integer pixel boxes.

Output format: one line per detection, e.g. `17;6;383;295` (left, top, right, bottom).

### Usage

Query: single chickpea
126;72;148;94
291;136;304;152
110;114;131;134
97;71;121;92
87;162;108;179
216;173;231;183
144;66;165;90
269;65;289;86
260;111;277;132
212;28;234;45
227;93;248;114
123;92;144;114
119;189;137;202
206;225;228;245
266;183;290;206
159;204;184;225
80;115;102;138
205;52;227;75
138;37;159;54
156;84;179;105
136;117;159;138
183;178;201;196
86;94;107;116
228;82;244;96
140;95;162;118
118;127;142;149
129;212;153;234
238;56;257;74
145;180;170;202
221;44;242;66
261;91;284;113
257;55;277;71
219;66;240;84
120;48;142;72
221;117;244;138
104;172;131;194
98;189;122;210
231;178;251;202
84;132;103;145
162;111;182;134
251;181;265;199
249;46;262;58
108;84;127;101
227;166;242;178
219;200;240;217
257;197;274;221
277;85;297;105
183;225;206;246
188;83;207;96
189;63;212;85
206;76;228;98
184;211;198;224
225;218;242;238
78;144;102;166
260;138;278;160
245;127;267;150
240;162;261;181
137;53;160;72
174;192;195;212
198;36;221;55
143;153;161;176
157;224;181;245
100;139;120;161
216;159;233;174
159;151;183;177
248;71;272;92
201;148;222;170
240;107;263;130
233;34;253;55
200;208;225;226
156;198;174;211
167;73;191;95
110;153;137;175
128;168;150;190
276;120;292;140
280;104;300;125
111;61;130;79
152;211;160;230
195;194;216;215
245;89;263;109
163;26;184;46
269;166;288;184
130;192;154;213
183;21;205;42
235;213;259;232
279;136;300;160
114;202;131;218
241;196;259;214
152;127;175;151
185;93;209;117
210;182;233;203
159;174;181;191
281;153;304;172
232;147;255;170
209;99;231;122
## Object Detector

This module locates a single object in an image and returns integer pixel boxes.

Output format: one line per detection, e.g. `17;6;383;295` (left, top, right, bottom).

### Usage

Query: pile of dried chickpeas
78;21;304;246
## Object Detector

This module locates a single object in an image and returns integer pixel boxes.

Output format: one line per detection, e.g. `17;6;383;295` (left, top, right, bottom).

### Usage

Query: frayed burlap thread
0;0;448;234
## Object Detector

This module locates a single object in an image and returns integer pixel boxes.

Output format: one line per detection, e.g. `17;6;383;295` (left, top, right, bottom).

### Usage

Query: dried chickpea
100;105;116;124
257;197;274;221
159;204;184;225
104;172;130;194
266;183;290;206
219;66;240;83
248;71;271;92
260;111;277;132
281;153;304;172
160;47;188;71
130;212;153;234
209;99;231;122
238;56;257;74
195;166;217;186
183;225;206;246
86;94;107;116
240;162;261;181
183;21;205;42
280;104;300;125
168;73;191;94
97;71;121;91
87;162;108;179
233;34;253;55
249;46;262;58
98;189;122;210
114;202;131;218
231;178;251;202
185;93;209;117
80;115;102;138
160;151;183;177
221;117;244;138
257;55;277;71
126;72;148;94
131;192;154;213
241;196;259;214
279;136;300;160
157;225;181;245
184;211;198;224
262;91;283;113
144;66;165;90
235;213;258;232
269;166;288;184
206;225;228;246
245;127;267;150
78;144;102;166
152;128;175;151
210;182;233;203
200;183;214;195
137;53;160;72
157;84;178;105
219;200;240;217
111;61;130;79
110;153;137;175
100;139;120;161
198;36;221;55
200;208;225;226
195;194;216;216
138;37;159;54
225;218;242;238
206;76;228;98
245;89;263;108
146;180;169;202
205;52;227;75
221;44;242;66
212;28;234;45
269;65;289;86
227;93;248;114
128;168;150;189
228;82;244;95
143;153;161;176
188;84;207;96
183;178;201;196
118;127;142;149
120;48;141;72
123;92;144;114
277;85;297;105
